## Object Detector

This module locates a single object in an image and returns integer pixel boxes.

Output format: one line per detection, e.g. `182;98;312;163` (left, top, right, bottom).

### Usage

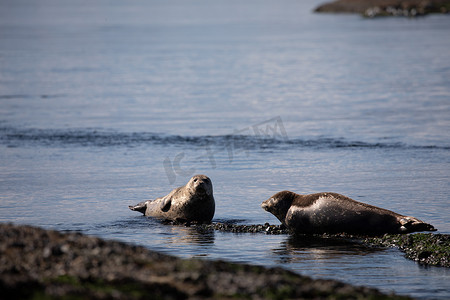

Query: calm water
1;0;450;299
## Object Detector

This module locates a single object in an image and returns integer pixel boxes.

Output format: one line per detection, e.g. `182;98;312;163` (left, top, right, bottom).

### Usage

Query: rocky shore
365;233;450;267
190;222;450;267
314;0;450;17
0;223;412;300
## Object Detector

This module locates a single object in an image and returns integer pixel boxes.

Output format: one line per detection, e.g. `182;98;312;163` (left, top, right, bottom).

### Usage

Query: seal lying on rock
262;191;436;235
129;175;215;223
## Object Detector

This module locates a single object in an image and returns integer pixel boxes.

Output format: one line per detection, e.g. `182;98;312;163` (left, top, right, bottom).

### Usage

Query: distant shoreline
315;0;450;17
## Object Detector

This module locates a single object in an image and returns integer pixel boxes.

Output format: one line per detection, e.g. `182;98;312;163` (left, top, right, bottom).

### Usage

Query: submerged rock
314;0;450;17
0;223;411;300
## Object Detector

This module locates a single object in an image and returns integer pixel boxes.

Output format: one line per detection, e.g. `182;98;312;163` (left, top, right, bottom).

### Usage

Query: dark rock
0;223;411;300
364;233;450;267
192;221;290;235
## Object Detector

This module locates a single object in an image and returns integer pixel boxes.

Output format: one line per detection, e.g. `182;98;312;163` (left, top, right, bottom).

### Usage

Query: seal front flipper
128;201;148;215
160;196;172;212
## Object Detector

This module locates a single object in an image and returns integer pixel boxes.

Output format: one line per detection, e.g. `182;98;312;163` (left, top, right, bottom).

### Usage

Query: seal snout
261;198;271;212
191;175;213;196
196;182;207;194
195;178;207;189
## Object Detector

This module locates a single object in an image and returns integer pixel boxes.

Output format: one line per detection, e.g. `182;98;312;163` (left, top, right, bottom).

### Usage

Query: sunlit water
1;0;449;299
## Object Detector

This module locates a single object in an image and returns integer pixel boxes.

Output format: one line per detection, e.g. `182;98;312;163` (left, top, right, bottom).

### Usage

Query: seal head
261;191;296;225
129;174;215;224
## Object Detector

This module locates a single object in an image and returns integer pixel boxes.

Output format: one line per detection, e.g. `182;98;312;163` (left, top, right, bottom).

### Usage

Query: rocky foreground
0;223;412;300
314;0;450;17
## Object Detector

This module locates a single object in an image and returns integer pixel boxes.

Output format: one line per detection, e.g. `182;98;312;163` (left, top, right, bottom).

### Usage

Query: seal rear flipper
129;201;148;215
399;217;437;233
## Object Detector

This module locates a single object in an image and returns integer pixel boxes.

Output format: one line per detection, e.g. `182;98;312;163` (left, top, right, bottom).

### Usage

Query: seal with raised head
129;175;215;224
262;191;436;235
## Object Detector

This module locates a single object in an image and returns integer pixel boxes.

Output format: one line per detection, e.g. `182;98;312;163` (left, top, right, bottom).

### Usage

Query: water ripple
1;127;449;150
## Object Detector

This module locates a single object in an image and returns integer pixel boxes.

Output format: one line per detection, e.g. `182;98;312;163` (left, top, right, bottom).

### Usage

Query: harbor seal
129;175;215;224
262;191;436;235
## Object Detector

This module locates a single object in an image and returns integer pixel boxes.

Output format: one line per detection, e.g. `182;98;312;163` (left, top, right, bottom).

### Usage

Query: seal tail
129;201;147;215
399;216;436;233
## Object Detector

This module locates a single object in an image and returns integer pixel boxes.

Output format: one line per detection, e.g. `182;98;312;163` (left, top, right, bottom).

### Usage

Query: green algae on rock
365;233;450;267
194;222;290;234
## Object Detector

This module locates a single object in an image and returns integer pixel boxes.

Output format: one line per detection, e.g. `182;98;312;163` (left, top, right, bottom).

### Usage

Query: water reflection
273;234;384;264
100;217;216;246
163;224;215;246
96;216;158;232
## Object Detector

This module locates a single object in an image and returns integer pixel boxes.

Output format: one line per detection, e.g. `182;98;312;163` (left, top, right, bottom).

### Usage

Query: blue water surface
1;0;449;299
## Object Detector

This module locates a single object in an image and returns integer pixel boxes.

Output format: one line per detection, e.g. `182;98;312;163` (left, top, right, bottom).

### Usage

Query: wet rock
171;221;450;268
364;233;450;267
188;221;290;235
0;223;411;300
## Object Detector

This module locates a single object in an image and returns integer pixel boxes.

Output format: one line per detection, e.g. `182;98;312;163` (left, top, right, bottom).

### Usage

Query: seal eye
194;178;198;182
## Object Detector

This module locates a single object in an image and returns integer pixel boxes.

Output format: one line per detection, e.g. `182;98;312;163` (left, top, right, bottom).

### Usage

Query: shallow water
1;0;450;299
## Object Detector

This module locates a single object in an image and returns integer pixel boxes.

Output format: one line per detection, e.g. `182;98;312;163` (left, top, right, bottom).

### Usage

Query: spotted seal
262;191;436;235
129;175;215;224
